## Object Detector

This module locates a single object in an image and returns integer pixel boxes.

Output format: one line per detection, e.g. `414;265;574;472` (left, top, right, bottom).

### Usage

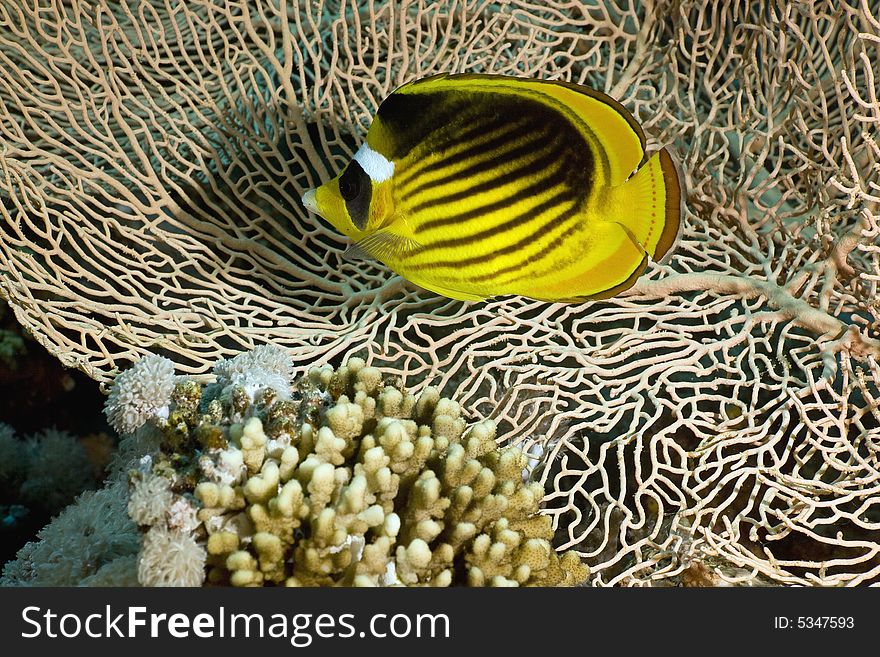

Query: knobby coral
125;350;588;587
0;1;878;585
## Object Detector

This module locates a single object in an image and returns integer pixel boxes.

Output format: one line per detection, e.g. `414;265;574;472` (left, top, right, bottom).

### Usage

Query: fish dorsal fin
343;230;423;263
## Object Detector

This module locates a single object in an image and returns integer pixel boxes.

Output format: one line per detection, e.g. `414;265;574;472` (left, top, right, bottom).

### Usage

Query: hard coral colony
120;349;588;587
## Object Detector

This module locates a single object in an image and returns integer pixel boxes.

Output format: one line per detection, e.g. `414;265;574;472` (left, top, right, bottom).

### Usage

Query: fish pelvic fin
610;147;684;264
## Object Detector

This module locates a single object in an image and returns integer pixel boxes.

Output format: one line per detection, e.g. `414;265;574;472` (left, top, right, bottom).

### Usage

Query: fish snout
301;188;319;214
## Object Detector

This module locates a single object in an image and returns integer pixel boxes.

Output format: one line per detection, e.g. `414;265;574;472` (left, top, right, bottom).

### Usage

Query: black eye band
339;160;372;230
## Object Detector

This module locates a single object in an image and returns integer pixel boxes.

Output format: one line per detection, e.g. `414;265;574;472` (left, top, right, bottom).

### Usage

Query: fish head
302;141;396;241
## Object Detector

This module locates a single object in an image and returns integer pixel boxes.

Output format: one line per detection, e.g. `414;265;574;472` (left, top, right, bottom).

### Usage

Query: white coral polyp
138;526;206;587
213;344;293;402
127;472;174;526
166;497;200;534
198;447;246;486
105;355;177;434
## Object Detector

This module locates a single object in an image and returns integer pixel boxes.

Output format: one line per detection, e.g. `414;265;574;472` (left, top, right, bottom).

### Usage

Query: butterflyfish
302;73;683;302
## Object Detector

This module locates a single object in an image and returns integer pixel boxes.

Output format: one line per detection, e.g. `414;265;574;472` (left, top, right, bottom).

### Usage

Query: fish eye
338;163;362;201
336;159;372;230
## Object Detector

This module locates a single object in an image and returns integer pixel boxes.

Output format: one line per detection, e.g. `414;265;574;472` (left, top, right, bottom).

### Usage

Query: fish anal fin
411;277;488;302
613;221;648;257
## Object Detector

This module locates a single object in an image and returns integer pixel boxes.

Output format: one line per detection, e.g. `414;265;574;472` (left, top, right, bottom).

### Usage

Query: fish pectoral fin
343;230;423;263
342;242;377;262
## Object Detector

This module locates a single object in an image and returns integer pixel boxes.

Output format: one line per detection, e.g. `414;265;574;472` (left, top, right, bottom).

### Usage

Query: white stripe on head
353;143;395;182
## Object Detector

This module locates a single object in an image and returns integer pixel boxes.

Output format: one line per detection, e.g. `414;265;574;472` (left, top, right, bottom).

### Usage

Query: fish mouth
301;188;319;214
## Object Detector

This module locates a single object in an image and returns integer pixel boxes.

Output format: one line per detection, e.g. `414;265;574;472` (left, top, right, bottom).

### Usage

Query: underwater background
0;0;878;586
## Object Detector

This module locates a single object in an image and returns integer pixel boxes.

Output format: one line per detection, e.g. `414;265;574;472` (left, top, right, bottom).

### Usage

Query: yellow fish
302;73;683;302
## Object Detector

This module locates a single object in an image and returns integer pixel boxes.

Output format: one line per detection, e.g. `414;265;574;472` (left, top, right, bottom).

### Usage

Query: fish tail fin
610;147;684;264
517;148;684;302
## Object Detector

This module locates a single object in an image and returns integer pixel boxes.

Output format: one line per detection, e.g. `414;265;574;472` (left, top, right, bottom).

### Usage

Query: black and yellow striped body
304;74;683;302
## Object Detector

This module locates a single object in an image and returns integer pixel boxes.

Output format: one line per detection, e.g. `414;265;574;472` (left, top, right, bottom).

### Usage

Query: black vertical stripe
377;86;595;205
416;149;580;236
339;160;372;230
408;137;567;215
402;128;559;202
405;116;543;183
413;202;582;274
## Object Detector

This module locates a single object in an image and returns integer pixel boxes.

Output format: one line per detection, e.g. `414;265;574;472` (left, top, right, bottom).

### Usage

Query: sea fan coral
0;1;878;585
